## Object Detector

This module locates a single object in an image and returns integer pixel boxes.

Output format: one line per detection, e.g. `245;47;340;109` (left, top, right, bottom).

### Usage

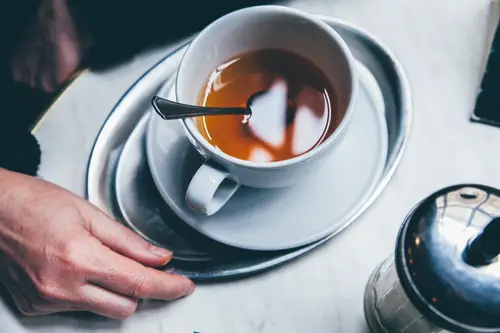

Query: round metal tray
86;16;412;281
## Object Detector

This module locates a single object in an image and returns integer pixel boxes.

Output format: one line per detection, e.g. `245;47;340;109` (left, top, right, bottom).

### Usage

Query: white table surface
2;0;499;332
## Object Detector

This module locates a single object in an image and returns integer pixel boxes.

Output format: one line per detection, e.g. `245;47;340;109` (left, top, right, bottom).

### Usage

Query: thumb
88;208;173;267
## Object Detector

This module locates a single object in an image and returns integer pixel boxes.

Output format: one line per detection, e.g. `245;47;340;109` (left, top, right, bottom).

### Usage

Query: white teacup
175;5;358;216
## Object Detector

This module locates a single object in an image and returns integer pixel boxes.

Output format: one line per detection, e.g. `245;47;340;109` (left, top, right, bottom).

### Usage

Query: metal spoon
151;91;268;120
152;96;249;120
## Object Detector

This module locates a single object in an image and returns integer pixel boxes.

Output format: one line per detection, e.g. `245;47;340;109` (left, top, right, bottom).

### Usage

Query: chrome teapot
364;184;500;333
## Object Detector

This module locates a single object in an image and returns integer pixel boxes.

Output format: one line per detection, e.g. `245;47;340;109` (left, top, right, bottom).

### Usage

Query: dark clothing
0;0;273;176
0;1;41;175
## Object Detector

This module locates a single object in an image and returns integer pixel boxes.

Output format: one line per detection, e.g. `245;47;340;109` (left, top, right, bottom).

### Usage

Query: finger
9;46;26;84
40;73;55;94
26;49;38;89
88;208;173;267
10;63;23;83
0;263;31;304
88;249;195;300
0;272;30;314
0;269;57;316
57;34;81;83
78;284;138;320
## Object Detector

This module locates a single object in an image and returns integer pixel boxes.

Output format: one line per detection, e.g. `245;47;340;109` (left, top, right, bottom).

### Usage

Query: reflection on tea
196;49;341;162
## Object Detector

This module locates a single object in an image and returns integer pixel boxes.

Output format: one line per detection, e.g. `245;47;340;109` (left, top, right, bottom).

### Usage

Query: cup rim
176;5;358;169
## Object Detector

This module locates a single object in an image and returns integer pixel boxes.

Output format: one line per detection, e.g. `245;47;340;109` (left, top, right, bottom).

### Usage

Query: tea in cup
173;5;358;215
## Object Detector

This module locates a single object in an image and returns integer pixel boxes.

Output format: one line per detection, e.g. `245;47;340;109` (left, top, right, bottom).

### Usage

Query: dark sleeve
72;0;275;69
0;127;41;177
0;71;44;177
0;1;42;177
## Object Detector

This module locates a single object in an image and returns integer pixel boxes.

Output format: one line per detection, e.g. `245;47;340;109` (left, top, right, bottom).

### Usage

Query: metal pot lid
396;184;500;333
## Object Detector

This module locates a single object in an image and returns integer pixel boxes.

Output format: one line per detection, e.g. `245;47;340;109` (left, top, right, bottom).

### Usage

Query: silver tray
86;16;411;281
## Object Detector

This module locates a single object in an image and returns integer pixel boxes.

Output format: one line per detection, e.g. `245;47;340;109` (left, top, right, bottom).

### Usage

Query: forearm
0;168;28;263
0;168;31;227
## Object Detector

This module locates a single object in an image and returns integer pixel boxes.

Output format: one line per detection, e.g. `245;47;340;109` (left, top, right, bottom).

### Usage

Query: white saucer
146;61;388;251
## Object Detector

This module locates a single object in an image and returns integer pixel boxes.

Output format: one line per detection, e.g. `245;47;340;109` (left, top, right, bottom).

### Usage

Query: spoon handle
152;96;249;120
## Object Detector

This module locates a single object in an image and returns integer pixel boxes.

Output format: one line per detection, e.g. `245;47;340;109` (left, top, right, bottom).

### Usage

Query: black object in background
0;0;275;176
76;0;276;70
472;21;500;126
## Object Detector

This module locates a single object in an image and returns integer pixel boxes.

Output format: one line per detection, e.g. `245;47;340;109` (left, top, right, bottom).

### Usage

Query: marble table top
2;0;499;332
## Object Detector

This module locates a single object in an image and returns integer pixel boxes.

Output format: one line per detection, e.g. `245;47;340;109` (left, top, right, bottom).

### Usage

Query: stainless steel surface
114;114;213;262
86;16;412;280
364;184;500;333
364;256;446;333
86;42;189;217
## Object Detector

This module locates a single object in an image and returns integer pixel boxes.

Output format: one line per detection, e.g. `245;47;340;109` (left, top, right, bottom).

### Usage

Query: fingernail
150;245;172;258
184;282;196;296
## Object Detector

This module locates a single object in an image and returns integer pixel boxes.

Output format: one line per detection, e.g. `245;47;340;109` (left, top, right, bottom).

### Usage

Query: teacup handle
185;163;240;216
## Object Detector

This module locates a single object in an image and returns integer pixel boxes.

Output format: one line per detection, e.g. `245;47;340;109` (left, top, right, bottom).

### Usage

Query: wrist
0;168;12;187
0;168;14;198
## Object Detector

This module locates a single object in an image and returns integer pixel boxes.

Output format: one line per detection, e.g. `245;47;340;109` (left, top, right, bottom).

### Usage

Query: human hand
0;169;194;319
9;0;92;93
